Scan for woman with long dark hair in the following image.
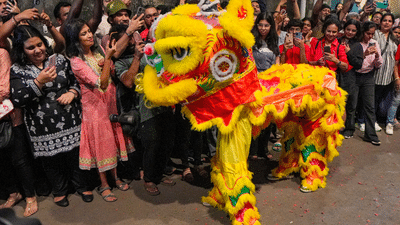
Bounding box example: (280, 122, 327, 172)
(10, 25, 93, 208)
(309, 18, 349, 73)
(252, 12, 280, 71)
(301, 17, 314, 46)
(249, 12, 280, 159)
(354, 21, 383, 145)
(337, 19, 364, 138)
(373, 13, 398, 132)
(64, 19, 134, 202)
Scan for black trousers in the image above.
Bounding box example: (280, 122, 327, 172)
(189, 130, 205, 166)
(40, 147, 89, 197)
(172, 105, 191, 169)
(250, 124, 272, 158)
(352, 72, 379, 141)
(341, 70, 357, 136)
(140, 111, 175, 184)
(0, 124, 36, 197)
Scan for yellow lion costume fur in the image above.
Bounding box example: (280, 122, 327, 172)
(137, 0, 346, 224)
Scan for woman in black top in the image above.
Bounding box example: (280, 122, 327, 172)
(337, 19, 364, 138)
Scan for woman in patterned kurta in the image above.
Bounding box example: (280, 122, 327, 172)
(65, 19, 134, 202)
(10, 25, 92, 207)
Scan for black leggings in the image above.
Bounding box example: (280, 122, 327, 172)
(0, 124, 36, 197)
(40, 147, 89, 197)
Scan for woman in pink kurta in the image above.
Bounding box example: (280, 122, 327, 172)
(65, 19, 133, 202)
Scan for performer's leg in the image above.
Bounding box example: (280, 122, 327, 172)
(270, 122, 301, 179)
(299, 146, 328, 192)
(202, 115, 260, 225)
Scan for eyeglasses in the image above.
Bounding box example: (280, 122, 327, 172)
(145, 13, 159, 19)
(257, 24, 270, 28)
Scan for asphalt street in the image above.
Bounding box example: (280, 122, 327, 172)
(3, 125, 400, 225)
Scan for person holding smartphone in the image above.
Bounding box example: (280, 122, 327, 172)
(337, 19, 365, 139)
(10, 25, 94, 209)
(309, 18, 348, 72)
(354, 21, 383, 145)
(278, 19, 310, 64)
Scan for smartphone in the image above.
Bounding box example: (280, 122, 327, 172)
(324, 46, 331, 53)
(33, 0, 44, 14)
(48, 55, 57, 68)
(294, 32, 303, 40)
(376, 0, 388, 9)
(136, 7, 145, 17)
(280, 5, 287, 15)
(285, 32, 293, 43)
(7, 0, 15, 5)
(368, 42, 376, 47)
(133, 31, 143, 43)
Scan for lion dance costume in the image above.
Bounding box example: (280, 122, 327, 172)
(137, 0, 346, 224)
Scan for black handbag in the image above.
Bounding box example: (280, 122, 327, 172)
(0, 119, 13, 150)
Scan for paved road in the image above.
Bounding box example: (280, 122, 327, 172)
(3, 127, 400, 225)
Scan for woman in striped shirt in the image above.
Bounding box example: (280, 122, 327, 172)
(373, 13, 398, 129)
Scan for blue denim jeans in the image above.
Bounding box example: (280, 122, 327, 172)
(387, 90, 400, 125)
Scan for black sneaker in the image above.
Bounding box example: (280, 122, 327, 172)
(371, 140, 381, 146)
(363, 138, 381, 146)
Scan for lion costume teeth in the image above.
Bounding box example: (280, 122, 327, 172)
(139, 0, 346, 224)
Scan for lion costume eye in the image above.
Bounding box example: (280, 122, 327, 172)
(171, 47, 190, 61)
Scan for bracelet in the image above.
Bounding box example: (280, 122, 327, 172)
(395, 77, 400, 81)
(35, 78, 45, 85)
(336, 61, 342, 67)
(304, 40, 310, 43)
(11, 16, 19, 26)
(68, 90, 78, 98)
(125, 31, 133, 37)
(47, 22, 53, 28)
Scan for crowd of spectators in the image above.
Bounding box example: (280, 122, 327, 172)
(0, 0, 399, 219)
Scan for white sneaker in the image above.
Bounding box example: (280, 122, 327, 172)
(356, 123, 365, 132)
(386, 123, 394, 135)
(375, 122, 382, 132)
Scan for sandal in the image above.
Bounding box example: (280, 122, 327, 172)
(300, 186, 313, 193)
(97, 186, 117, 202)
(0, 193, 22, 209)
(272, 142, 282, 152)
(182, 168, 194, 183)
(24, 197, 38, 217)
(116, 179, 129, 191)
(267, 173, 294, 181)
(144, 182, 160, 196)
(195, 165, 209, 178)
(160, 177, 176, 186)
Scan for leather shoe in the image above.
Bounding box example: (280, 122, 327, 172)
(54, 197, 69, 207)
(80, 193, 94, 203)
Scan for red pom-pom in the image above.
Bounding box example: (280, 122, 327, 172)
(144, 44, 154, 56)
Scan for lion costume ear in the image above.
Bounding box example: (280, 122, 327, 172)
(219, 0, 255, 49)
